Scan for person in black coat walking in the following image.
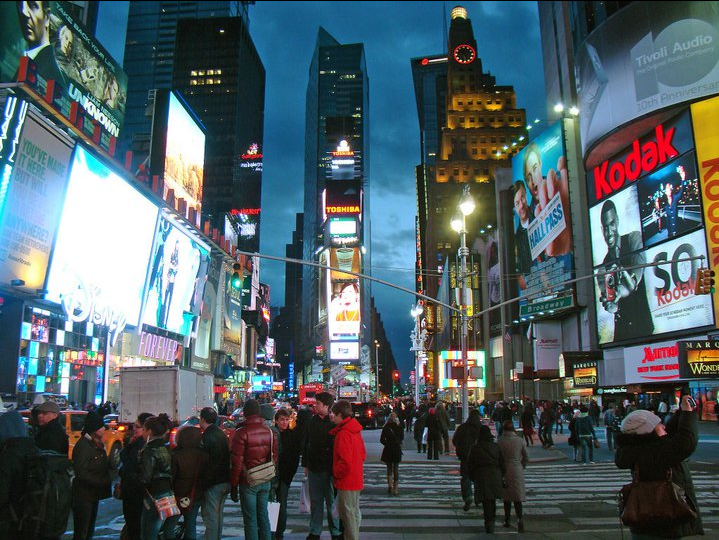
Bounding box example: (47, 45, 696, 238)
(413, 405, 427, 453)
(425, 408, 442, 460)
(468, 425, 505, 534)
(118, 412, 153, 540)
(380, 413, 404, 496)
(452, 409, 482, 511)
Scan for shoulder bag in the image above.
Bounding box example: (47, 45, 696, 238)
(245, 427, 277, 487)
(618, 468, 696, 528)
(145, 489, 181, 520)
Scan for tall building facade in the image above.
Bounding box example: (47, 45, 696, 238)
(173, 16, 266, 235)
(121, 1, 247, 165)
(301, 28, 370, 389)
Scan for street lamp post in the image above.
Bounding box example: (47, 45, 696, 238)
(451, 185, 475, 425)
(374, 340, 380, 399)
(410, 303, 424, 407)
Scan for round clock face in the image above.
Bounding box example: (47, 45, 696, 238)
(453, 44, 476, 64)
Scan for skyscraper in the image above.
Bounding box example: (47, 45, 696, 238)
(301, 28, 369, 383)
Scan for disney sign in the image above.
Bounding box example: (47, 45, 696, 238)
(61, 275, 127, 347)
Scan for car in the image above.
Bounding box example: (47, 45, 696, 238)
(21, 409, 125, 462)
(350, 402, 386, 429)
(169, 415, 238, 448)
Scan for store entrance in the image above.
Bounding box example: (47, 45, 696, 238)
(69, 379, 89, 407)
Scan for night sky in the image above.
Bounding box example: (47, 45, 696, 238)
(97, 1, 547, 384)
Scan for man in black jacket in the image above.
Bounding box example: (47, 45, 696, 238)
(33, 401, 69, 455)
(302, 392, 342, 540)
(452, 409, 483, 511)
(199, 407, 230, 540)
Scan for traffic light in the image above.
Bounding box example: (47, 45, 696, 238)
(695, 268, 716, 295)
(231, 263, 242, 290)
(392, 370, 400, 382)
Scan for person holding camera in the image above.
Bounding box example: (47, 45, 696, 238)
(598, 200, 653, 342)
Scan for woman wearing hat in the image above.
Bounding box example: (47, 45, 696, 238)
(72, 411, 112, 540)
(615, 396, 703, 539)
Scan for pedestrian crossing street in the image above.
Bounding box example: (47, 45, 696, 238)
(101, 460, 718, 538)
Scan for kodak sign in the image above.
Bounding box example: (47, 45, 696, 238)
(691, 96, 719, 325)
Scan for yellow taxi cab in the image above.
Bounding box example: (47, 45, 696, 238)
(21, 409, 125, 462)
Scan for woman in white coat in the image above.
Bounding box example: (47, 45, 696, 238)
(497, 419, 529, 532)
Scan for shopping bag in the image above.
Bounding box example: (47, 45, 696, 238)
(331, 495, 340, 520)
(298, 480, 310, 514)
(421, 427, 428, 445)
(268, 501, 281, 532)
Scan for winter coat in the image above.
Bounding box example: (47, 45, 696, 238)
(329, 416, 366, 491)
(568, 418, 579, 446)
(200, 423, 230, 487)
(468, 438, 504, 501)
(425, 412, 442, 440)
(230, 415, 278, 487)
(380, 421, 404, 464)
(615, 411, 703, 538)
(520, 410, 535, 435)
(34, 418, 69, 455)
(72, 433, 112, 502)
(413, 411, 427, 444)
(277, 426, 302, 485)
(172, 427, 209, 513)
(575, 413, 596, 439)
(452, 418, 482, 461)
(0, 436, 36, 536)
(139, 437, 173, 498)
(301, 413, 335, 473)
(119, 435, 146, 499)
(435, 403, 451, 432)
(498, 432, 528, 502)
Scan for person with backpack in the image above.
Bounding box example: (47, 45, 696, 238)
(452, 408, 482, 511)
(119, 412, 153, 540)
(72, 411, 112, 540)
(33, 401, 69, 455)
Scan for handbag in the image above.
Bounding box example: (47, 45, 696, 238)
(245, 427, 277, 487)
(619, 469, 696, 528)
(145, 489, 182, 520)
(593, 438, 600, 449)
(178, 462, 201, 515)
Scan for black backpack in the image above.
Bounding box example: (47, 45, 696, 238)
(13, 449, 74, 540)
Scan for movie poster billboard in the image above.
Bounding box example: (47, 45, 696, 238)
(575, 1, 719, 155)
(0, 2, 128, 154)
(588, 109, 714, 345)
(484, 232, 502, 337)
(328, 279, 361, 341)
(141, 215, 211, 336)
(511, 122, 575, 318)
(46, 145, 158, 339)
(191, 255, 223, 371)
(678, 340, 719, 380)
(0, 104, 73, 290)
(223, 259, 243, 346)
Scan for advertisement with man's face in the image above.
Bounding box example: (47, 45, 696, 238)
(223, 260, 243, 345)
(588, 111, 714, 345)
(0, 2, 128, 153)
(0, 105, 73, 290)
(46, 145, 158, 333)
(163, 92, 204, 222)
(328, 280, 361, 341)
(141, 216, 210, 336)
(575, 1, 719, 156)
(511, 123, 574, 318)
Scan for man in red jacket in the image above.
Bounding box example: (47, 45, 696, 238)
(329, 400, 366, 540)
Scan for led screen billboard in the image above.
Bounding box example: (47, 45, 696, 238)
(330, 341, 360, 362)
(510, 122, 575, 318)
(0, 2, 128, 154)
(223, 260, 243, 346)
(329, 247, 360, 280)
(587, 110, 714, 345)
(46, 145, 158, 339)
(439, 350, 486, 389)
(328, 280, 361, 341)
(575, 2, 719, 158)
(141, 215, 210, 336)
(0, 100, 73, 290)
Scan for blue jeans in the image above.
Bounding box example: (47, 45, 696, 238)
(307, 470, 341, 537)
(140, 495, 180, 540)
(201, 482, 230, 540)
(182, 499, 202, 540)
(239, 481, 272, 540)
(460, 472, 475, 505)
(606, 428, 615, 450)
(579, 437, 594, 464)
(276, 481, 291, 537)
(494, 421, 503, 437)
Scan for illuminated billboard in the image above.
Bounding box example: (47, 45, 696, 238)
(328, 280, 361, 341)
(0, 2, 128, 155)
(510, 122, 575, 318)
(324, 179, 362, 219)
(150, 91, 205, 227)
(330, 341, 360, 362)
(575, 1, 719, 157)
(141, 215, 211, 336)
(0, 99, 73, 290)
(678, 340, 719, 380)
(439, 350, 486, 389)
(46, 145, 158, 341)
(329, 247, 360, 280)
(233, 143, 263, 253)
(587, 110, 714, 345)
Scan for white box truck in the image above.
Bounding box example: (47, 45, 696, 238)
(119, 366, 214, 423)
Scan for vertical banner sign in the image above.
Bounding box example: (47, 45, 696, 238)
(691, 96, 719, 326)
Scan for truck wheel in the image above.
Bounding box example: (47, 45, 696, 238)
(109, 443, 121, 467)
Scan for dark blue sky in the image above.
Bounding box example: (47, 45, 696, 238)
(97, 1, 547, 383)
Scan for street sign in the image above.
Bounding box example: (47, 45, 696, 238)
(519, 294, 573, 317)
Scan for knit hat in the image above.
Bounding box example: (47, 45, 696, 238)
(621, 409, 661, 435)
(243, 399, 260, 417)
(260, 403, 275, 421)
(37, 401, 60, 414)
(83, 411, 105, 434)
